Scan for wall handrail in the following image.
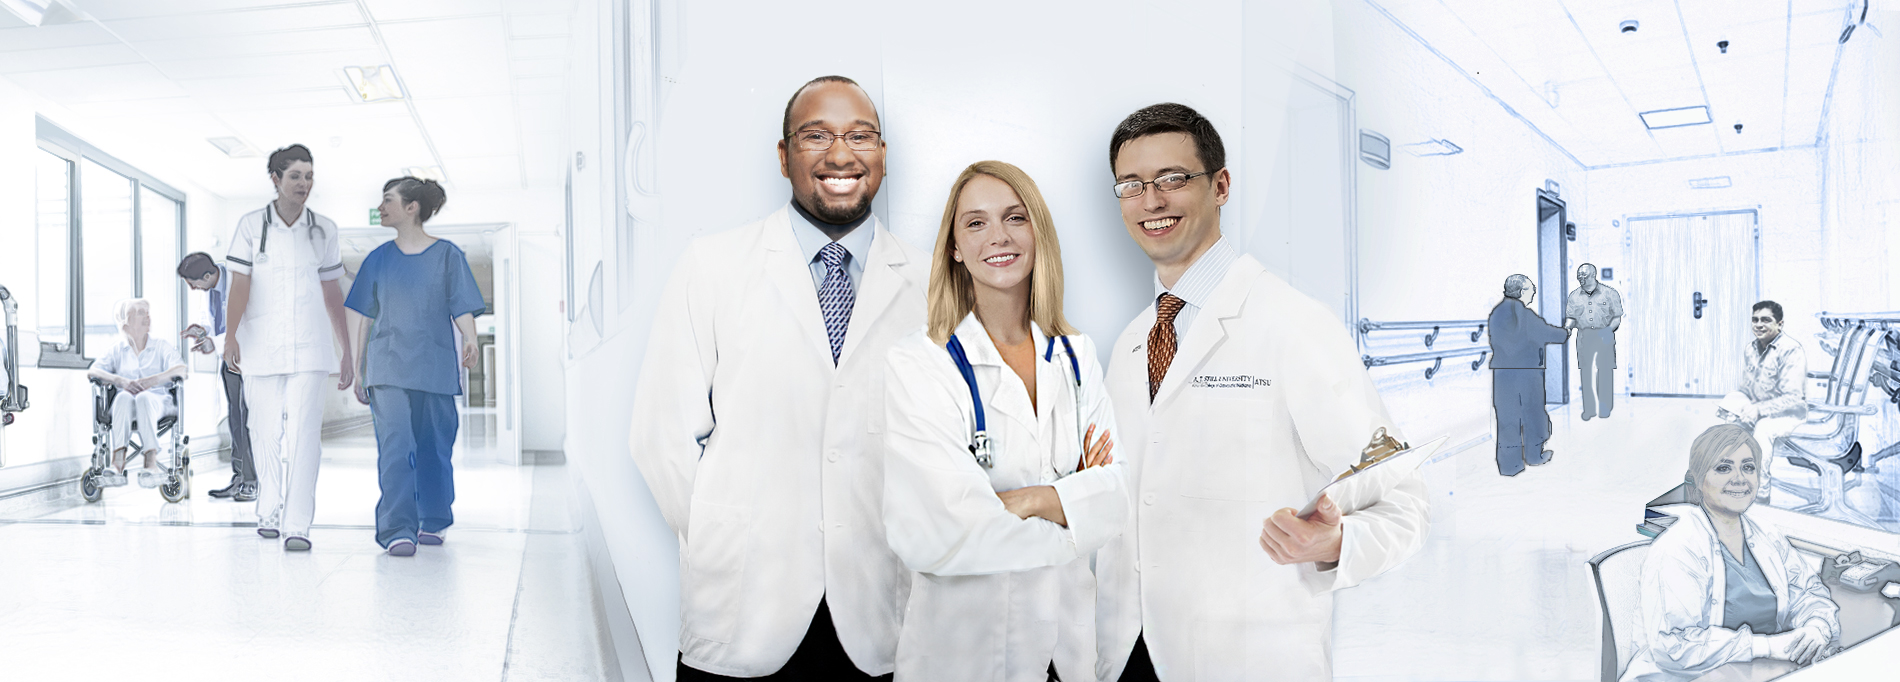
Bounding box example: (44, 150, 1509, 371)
(1358, 318, 1487, 348)
(1362, 346, 1489, 380)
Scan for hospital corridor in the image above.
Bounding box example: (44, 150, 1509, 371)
(2, 0, 1898, 681)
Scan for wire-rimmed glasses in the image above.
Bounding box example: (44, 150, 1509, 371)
(1112, 170, 1213, 199)
(789, 129, 883, 152)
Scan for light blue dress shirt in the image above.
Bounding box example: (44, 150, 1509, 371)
(789, 204, 873, 294)
(1151, 236, 1240, 338)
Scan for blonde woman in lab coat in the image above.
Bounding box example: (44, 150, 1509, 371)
(1622, 423, 1840, 680)
(883, 160, 1127, 682)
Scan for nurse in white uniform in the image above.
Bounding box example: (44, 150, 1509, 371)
(223, 144, 355, 551)
(883, 160, 1126, 682)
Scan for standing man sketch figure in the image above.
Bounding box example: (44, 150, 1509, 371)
(178, 252, 257, 502)
(629, 76, 927, 680)
(1092, 103, 1430, 682)
(1488, 274, 1571, 477)
(1718, 300, 1808, 504)
(1564, 263, 1622, 421)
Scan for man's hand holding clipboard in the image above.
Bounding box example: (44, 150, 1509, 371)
(1259, 431, 1447, 566)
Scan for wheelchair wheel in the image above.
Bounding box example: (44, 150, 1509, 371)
(159, 471, 188, 504)
(80, 468, 103, 503)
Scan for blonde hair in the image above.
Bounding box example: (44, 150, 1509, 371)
(1683, 423, 1763, 507)
(926, 161, 1075, 344)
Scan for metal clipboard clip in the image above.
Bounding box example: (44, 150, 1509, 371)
(1336, 426, 1410, 482)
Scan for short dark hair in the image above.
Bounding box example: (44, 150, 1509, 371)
(1109, 103, 1227, 176)
(267, 144, 313, 178)
(781, 75, 873, 139)
(1753, 300, 1784, 323)
(383, 177, 449, 223)
(176, 252, 217, 280)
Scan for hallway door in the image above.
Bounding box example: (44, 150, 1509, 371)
(1538, 190, 1569, 404)
(1626, 211, 1759, 397)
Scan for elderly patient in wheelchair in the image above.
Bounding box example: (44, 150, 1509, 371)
(85, 299, 186, 489)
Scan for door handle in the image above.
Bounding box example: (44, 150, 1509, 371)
(1693, 292, 1708, 319)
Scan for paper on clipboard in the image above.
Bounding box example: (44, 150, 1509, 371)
(1296, 435, 1448, 518)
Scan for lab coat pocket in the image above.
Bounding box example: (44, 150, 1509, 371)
(681, 500, 752, 644)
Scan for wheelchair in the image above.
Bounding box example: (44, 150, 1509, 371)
(80, 376, 191, 503)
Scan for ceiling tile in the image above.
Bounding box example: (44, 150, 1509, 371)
(441, 154, 520, 189)
(513, 75, 562, 94)
(515, 95, 562, 131)
(156, 47, 385, 80)
(127, 26, 379, 61)
(0, 42, 144, 73)
(4, 63, 191, 104)
(414, 95, 518, 157)
(506, 12, 566, 38)
(363, 0, 501, 22)
(65, 0, 342, 21)
(509, 57, 564, 77)
(100, 3, 367, 42)
(0, 21, 119, 51)
(507, 36, 566, 60)
(378, 16, 511, 97)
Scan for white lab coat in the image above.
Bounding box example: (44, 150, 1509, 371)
(628, 205, 927, 677)
(224, 204, 344, 376)
(1621, 508, 1840, 681)
(1094, 255, 1430, 682)
(882, 315, 1127, 682)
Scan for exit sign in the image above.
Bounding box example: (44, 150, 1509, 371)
(368, 208, 380, 224)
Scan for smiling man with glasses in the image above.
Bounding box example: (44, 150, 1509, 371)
(1092, 103, 1430, 681)
(630, 75, 926, 681)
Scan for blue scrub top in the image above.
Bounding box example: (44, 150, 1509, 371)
(344, 239, 486, 395)
(1720, 539, 1781, 635)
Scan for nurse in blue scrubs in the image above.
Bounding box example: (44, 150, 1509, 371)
(344, 177, 485, 557)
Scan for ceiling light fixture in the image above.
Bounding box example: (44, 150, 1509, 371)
(403, 166, 445, 182)
(343, 65, 405, 103)
(1639, 106, 1711, 129)
(206, 136, 260, 158)
(0, 0, 49, 26)
(1401, 139, 1464, 156)
(1688, 176, 1732, 189)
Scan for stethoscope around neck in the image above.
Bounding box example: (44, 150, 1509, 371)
(255, 203, 321, 264)
(944, 333, 1083, 469)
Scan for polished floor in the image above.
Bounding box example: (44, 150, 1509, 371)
(0, 412, 616, 681)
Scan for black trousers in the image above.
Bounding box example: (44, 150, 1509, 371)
(677, 598, 891, 681)
(221, 361, 256, 483)
(1117, 633, 1160, 682)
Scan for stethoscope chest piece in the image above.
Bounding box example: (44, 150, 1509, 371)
(969, 432, 993, 468)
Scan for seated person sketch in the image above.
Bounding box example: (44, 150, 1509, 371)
(1717, 301, 1808, 504)
(1623, 424, 1840, 681)
(85, 299, 187, 488)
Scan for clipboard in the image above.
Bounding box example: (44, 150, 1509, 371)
(1296, 431, 1448, 519)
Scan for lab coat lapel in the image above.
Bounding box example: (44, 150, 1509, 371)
(760, 207, 835, 365)
(956, 314, 1036, 432)
(838, 218, 911, 367)
(1745, 516, 1792, 623)
(1151, 256, 1263, 410)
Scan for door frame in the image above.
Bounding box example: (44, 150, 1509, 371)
(1537, 188, 1569, 405)
(1623, 207, 1761, 398)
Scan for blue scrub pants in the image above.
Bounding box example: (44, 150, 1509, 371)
(370, 386, 458, 548)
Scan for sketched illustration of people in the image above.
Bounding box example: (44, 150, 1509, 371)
(1488, 274, 1571, 476)
(1565, 263, 1622, 420)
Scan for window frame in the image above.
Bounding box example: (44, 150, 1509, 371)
(35, 116, 188, 368)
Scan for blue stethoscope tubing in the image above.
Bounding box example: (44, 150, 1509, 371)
(944, 333, 1085, 469)
(255, 204, 321, 263)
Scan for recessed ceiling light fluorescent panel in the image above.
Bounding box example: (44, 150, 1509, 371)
(343, 65, 406, 103)
(207, 137, 260, 158)
(0, 0, 49, 26)
(1402, 139, 1463, 156)
(1640, 106, 1712, 129)
(1687, 176, 1732, 189)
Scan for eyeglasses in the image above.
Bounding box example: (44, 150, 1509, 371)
(1112, 170, 1213, 199)
(789, 129, 883, 152)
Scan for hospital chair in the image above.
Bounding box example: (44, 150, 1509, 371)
(1588, 539, 1652, 682)
(81, 376, 190, 503)
(1774, 324, 1882, 527)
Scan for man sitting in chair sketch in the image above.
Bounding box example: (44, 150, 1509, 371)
(1718, 300, 1807, 504)
(85, 299, 187, 489)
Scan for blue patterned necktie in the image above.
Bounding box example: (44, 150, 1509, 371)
(817, 242, 855, 364)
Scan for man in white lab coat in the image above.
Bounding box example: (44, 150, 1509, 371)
(1093, 103, 1432, 681)
(224, 144, 355, 552)
(629, 76, 927, 680)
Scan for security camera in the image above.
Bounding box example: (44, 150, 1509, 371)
(1718, 40, 1729, 53)
(1735, 123, 1744, 134)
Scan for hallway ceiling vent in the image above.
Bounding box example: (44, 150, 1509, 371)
(1639, 106, 1711, 130)
(1359, 130, 1391, 169)
(1402, 139, 1464, 156)
(1687, 176, 1732, 189)
(206, 137, 259, 158)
